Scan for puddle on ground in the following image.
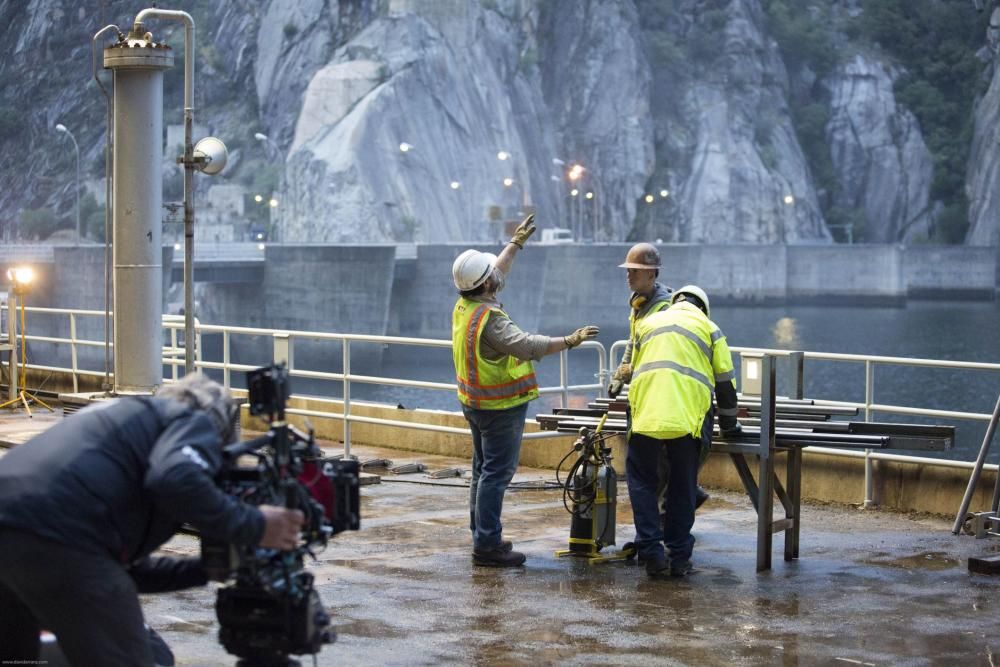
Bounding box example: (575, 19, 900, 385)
(861, 550, 960, 571)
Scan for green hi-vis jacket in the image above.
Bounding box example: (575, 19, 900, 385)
(452, 297, 539, 410)
(629, 301, 737, 440)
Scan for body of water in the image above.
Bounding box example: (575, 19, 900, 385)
(360, 302, 1000, 463)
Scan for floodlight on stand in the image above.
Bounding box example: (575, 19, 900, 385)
(193, 137, 228, 176)
(7, 266, 34, 295)
(1, 264, 52, 415)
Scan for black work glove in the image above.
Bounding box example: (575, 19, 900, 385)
(720, 422, 743, 438)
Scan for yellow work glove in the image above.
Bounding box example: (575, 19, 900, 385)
(509, 213, 536, 249)
(564, 325, 599, 349)
(608, 363, 631, 398)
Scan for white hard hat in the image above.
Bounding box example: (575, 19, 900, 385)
(452, 249, 498, 291)
(672, 284, 710, 318)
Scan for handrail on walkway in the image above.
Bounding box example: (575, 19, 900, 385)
(10, 306, 1000, 504)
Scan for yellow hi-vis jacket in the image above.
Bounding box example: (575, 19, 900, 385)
(629, 301, 737, 440)
(452, 297, 539, 410)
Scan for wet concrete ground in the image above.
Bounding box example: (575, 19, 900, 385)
(4, 412, 1000, 665)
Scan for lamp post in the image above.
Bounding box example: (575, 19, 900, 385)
(55, 124, 81, 242)
(254, 132, 282, 241)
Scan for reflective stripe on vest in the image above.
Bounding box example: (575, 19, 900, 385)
(628, 303, 734, 440)
(452, 298, 538, 409)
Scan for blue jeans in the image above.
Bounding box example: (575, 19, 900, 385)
(462, 402, 528, 550)
(627, 432, 701, 563)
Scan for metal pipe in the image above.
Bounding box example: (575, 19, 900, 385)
(952, 393, 1000, 534)
(92, 24, 121, 393)
(104, 25, 173, 392)
(134, 9, 197, 374)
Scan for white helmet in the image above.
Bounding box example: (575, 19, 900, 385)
(672, 284, 710, 318)
(452, 249, 498, 291)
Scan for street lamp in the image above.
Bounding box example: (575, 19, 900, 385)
(254, 133, 283, 241)
(55, 123, 81, 242)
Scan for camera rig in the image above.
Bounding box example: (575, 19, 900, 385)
(201, 364, 360, 666)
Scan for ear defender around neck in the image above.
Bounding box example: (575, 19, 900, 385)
(630, 293, 647, 310)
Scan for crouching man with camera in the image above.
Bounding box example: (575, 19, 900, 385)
(0, 373, 304, 666)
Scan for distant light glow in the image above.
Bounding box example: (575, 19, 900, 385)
(399, 142, 412, 153)
(570, 188, 579, 197)
(7, 266, 34, 287)
(503, 177, 514, 187)
(497, 151, 510, 161)
(783, 194, 795, 205)
(568, 164, 584, 181)
(645, 194, 654, 204)
(254, 194, 263, 203)
(256, 233, 264, 240)
(173, 243, 181, 251)
(585, 191, 594, 200)
(450, 181, 461, 190)
(269, 198, 279, 208)
(660, 189, 669, 198)
(257, 243, 266, 250)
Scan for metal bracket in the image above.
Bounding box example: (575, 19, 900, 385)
(389, 462, 427, 475)
(427, 467, 466, 479)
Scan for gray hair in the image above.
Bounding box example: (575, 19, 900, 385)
(157, 372, 237, 442)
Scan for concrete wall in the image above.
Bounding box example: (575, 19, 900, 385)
(786, 245, 904, 303)
(903, 245, 997, 298)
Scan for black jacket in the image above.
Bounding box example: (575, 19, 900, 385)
(0, 396, 263, 564)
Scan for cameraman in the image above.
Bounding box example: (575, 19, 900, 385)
(0, 373, 305, 666)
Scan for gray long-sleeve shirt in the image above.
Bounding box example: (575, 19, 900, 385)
(466, 294, 553, 362)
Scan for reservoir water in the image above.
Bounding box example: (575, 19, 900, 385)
(356, 301, 1000, 463)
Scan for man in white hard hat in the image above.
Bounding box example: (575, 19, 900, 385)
(452, 214, 599, 567)
(625, 285, 741, 578)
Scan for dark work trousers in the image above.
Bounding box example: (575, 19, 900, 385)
(463, 401, 529, 550)
(656, 406, 713, 515)
(627, 432, 702, 564)
(0, 528, 155, 667)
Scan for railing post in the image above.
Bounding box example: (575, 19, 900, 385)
(560, 348, 569, 408)
(343, 338, 353, 459)
(272, 333, 291, 367)
(863, 360, 875, 508)
(756, 353, 776, 572)
(222, 331, 230, 389)
(788, 351, 804, 400)
(171, 327, 179, 381)
(69, 313, 79, 393)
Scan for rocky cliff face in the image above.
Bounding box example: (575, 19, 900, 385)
(654, 0, 830, 243)
(0, 0, 992, 249)
(824, 54, 933, 243)
(967, 8, 1000, 246)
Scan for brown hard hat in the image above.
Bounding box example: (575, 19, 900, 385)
(618, 242, 661, 269)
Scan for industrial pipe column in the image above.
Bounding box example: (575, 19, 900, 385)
(104, 32, 173, 392)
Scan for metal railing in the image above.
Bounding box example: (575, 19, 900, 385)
(11, 307, 606, 459)
(612, 339, 1000, 505)
(13, 306, 1000, 503)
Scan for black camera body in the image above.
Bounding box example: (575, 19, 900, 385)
(202, 364, 360, 665)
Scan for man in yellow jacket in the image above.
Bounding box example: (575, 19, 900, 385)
(452, 215, 599, 567)
(626, 285, 741, 578)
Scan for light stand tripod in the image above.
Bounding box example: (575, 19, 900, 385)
(0, 268, 52, 417)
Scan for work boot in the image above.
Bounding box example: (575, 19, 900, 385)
(644, 552, 670, 580)
(473, 544, 526, 567)
(669, 559, 694, 577)
(696, 486, 710, 510)
(498, 539, 513, 553)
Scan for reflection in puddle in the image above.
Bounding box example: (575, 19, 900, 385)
(861, 550, 960, 571)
